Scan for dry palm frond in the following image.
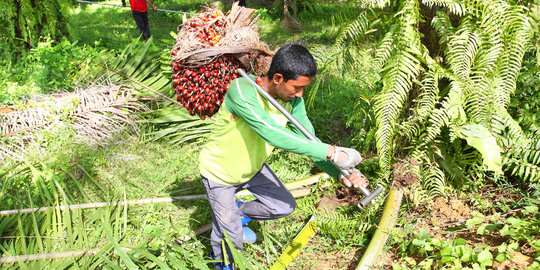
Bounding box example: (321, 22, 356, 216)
(0, 83, 148, 160)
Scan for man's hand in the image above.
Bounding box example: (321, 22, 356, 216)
(341, 169, 368, 188)
(152, 5, 157, 11)
(327, 146, 362, 170)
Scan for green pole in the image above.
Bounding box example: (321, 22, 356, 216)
(356, 186, 403, 269)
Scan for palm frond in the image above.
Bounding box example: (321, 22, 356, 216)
(141, 106, 211, 144)
(0, 84, 147, 160)
(86, 38, 172, 98)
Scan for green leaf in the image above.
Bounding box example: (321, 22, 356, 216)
(522, 205, 538, 215)
(453, 238, 467, 246)
(412, 239, 426, 247)
(458, 246, 473, 262)
(103, 227, 137, 270)
(495, 253, 507, 262)
(431, 238, 444, 248)
(457, 124, 503, 173)
(466, 217, 484, 229)
(440, 246, 453, 256)
(404, 256, 416, 266)
(477, 249, 493, 264)
(440, 255, 456, 263)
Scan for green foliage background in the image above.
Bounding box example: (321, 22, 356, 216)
(0, 0, 538, 269)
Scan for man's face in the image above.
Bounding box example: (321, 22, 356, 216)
(272, 74, 312, 102)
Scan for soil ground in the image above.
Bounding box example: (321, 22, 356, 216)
(290, 185, 536, 269)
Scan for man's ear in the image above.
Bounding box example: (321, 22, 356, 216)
(272, 73, 284, 85)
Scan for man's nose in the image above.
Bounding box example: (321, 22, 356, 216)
(295, 89, 304, 98)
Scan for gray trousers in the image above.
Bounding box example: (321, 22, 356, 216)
(201, 164, 296, 261)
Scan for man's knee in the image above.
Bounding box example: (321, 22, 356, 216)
(273, 198, 296, 218)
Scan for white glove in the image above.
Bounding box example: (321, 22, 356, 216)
(330, 146, 362, 170)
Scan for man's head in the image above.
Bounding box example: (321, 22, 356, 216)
(266, 43, 317, 102)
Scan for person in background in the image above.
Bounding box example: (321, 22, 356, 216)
(122, 0, 157, 40)
(235, 0, 246, 7)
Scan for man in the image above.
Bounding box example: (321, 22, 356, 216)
(122, 0, 157, 40)
(199, 43, 368, 270)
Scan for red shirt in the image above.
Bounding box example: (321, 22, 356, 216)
(129, 0, 148, 12)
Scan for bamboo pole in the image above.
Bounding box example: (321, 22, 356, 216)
(0, 173, 329, 216)
(356, 186, 403, 270)
(0, 248, 131, 263)
(0, 179, 327, 263)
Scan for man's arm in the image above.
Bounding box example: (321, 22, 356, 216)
(289, 98, 367, 188)
(289, 97, 340, 179)
(145, 0, 157, 10)
(225, 78, 331, 164)
(226, 78, 367, 187)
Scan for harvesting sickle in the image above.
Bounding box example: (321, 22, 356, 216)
(237, 68, 384, 208)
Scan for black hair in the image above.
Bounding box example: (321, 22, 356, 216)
(267, 43, 317, 81)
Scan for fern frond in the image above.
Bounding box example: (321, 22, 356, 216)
(373, 0, 424, 174)
(336, 12, 370, 46)
(399, 70, 441, 140)
(446, 18, 479, 80)
(471, 29, 502, 78)
(503, 157, 540, 182)
(421, 165, 447, 196)
(419, 96, 451, 146)
(464, 76, 491, 123)
(314, 211, 372, 240)
(496, 110, 528, 143)
(373, 25, 397, 72)
(358, 0, 391, 9)
(493, 28, 530, 110)
(431, 11, 456, 47)
(415, 70, 441, 119)
(422, 0, 465, 16)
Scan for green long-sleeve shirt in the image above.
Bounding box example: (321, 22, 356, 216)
(198, 77, 339, 186)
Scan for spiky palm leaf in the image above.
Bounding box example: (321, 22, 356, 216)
(86, 38, 213, 145)
(0, 84, 147, 160)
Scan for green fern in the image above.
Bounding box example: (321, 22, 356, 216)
(314, 210, 372, 241)
(0, 0, 71, 48)
(320, 0, 537, 193)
